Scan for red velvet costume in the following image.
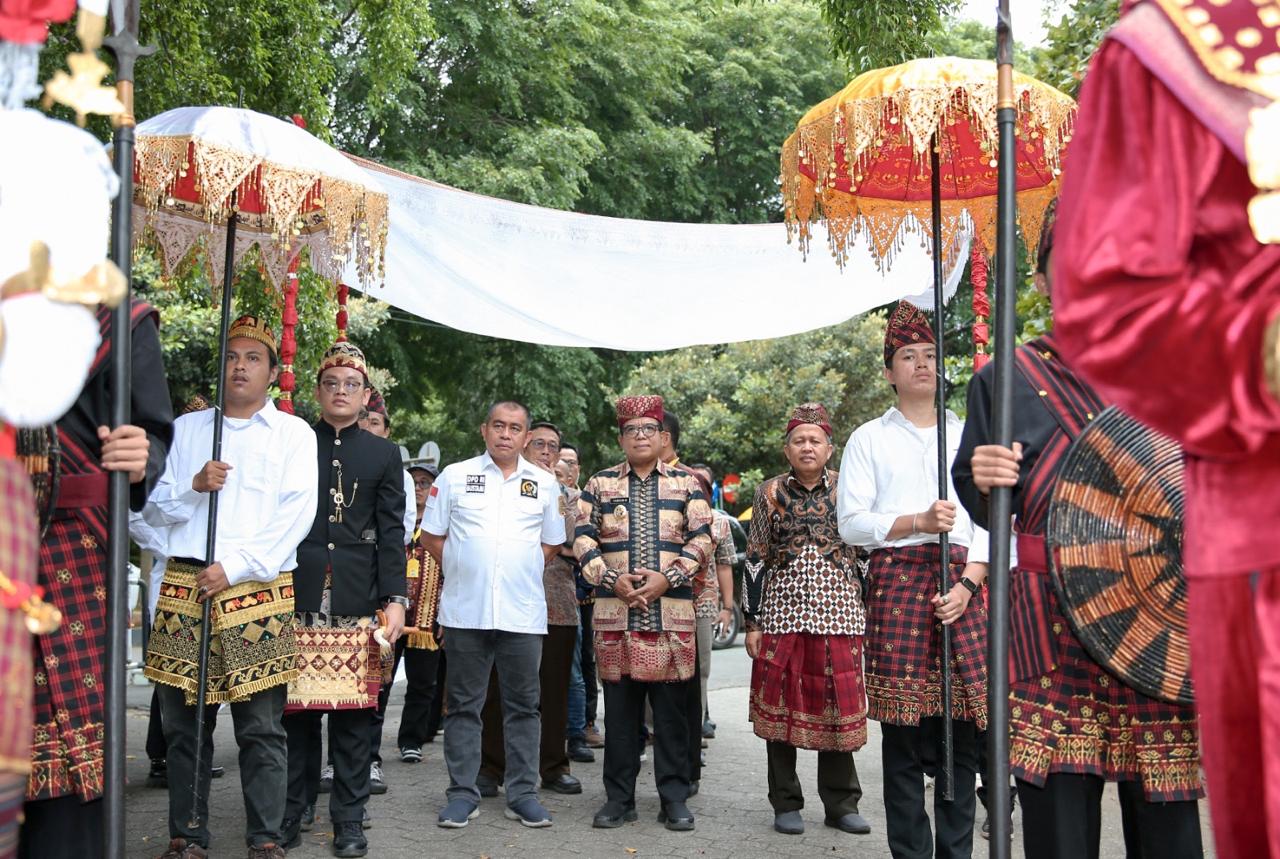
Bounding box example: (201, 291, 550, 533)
(1053, 2, 1280, 856)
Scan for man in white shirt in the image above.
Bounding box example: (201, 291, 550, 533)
(422, 400, 565, 830)
(142, 315, 318, 859)
(836, 301, 989, 859)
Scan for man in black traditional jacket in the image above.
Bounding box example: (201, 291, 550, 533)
(282, 341, 406, 859)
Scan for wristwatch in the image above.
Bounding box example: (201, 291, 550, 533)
(384, 595, 411, 609)
(958, 577, 981, 597)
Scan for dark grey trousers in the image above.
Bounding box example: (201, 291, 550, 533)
(158, 682, 287, 848)
(442, 627, 543, 806)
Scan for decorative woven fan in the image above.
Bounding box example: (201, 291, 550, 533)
(1046, 406, 1192, 705)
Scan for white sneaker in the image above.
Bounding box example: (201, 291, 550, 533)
(319, 764, 334, 793)
(370, 761, 388, 794)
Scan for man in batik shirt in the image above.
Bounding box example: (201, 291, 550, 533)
(744, 403, 870, 838)
(574, 395, 713, 832)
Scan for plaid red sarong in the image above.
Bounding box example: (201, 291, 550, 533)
(865, 543, 987, 729)
(749, 632, 867, 752)
(28, 515, 106, 801)
(1009, 570, 1203, 802)
(0, 462, 37, 779)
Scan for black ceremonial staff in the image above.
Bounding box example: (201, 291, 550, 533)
(102, 0, 155, 856)
(986, 1, 1018, 855)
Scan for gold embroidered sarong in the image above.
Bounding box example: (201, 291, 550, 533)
(144, 560, 299, 705)
(286, 620, 385, 711)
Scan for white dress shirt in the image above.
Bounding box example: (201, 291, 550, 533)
(129, 510, 168, 623)
(837, 406, 989, 563)
(401, 469, 416, 545)
(144, 399, 319, 586)
(422, 451, 565, 634)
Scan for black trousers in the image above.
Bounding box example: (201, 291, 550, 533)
(368, 640, 443, 760)
(18, 795, 103, 858)
(580, 603, 598, 725)
(425, 650, 447, 740)
(147, 686, 167, 761)
(1016, 774, 1203, 859)
(683, 641, 703, 784)
(602, 676, 692, 807)
(285, 707, 372, 826)
(766, 740, 863, 816)
(881, 718, 980, 859)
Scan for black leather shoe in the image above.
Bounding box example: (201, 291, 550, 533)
(332, 821, 368, 858)
(279, 816, 301, 850)
(824, 811, 872, 834)
(658, 802, 695, 831)
(567, 737, 595, 763)
(301, 804, 315, 831)
(592, 801, 638, 828)
(542, 773, 582, 794)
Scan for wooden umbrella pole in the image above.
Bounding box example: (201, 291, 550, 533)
(189, 194, 238, 829)
(929, 133, 955, 802)
(988, 2, 1018, 854)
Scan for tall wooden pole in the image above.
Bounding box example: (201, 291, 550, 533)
(988, 2, 1017, 855)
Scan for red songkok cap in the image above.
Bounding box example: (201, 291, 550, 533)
(616, 394, 664, 429)
(785, 402, 832, 438)
(883, 300, 935, 367)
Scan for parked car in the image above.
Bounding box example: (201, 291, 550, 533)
(712, 514, 748, 649)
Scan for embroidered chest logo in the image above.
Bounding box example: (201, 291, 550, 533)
(520, 479, 539, 499)
(465, 475, 486, 494)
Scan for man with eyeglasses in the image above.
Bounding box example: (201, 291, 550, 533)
(477, 421, 584, 797)
(281, 342, 407, 858)
(422, 401, 565, 830)
(574, 396, 714, 832)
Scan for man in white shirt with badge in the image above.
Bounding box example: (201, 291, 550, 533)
(143, 315, 318, 859)
(422, 400, 565, 831)
(836, 301, 989, 859)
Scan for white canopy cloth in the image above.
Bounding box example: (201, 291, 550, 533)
(344, 158, 969, 351)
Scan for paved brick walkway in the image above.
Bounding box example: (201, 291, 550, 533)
(123, 644, 1215, 858)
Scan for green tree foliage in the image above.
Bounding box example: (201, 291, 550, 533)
(1034, 0, 1120, 98)
(620, 314, 894, 493)
(818, 0, 961, 71)
(41, 1, 434, 142)
(360, 0, 845, 223)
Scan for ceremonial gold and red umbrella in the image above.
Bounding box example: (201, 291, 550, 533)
(127, 105, 389, 830)
(780, 56, 1076, 804)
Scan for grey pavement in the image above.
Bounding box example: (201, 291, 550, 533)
(123, 640, 1216, 858)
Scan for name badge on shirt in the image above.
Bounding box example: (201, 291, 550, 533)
(608, 497, 629, 520)
(520, 479, 539, 499)
(466, 475, 486, 493)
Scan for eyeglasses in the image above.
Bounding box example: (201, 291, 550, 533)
(529, 439, 561, 452)
(321, 379, 364, 394)
(621, 423, 661, 439)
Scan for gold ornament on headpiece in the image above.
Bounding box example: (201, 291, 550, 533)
(40, 8, 124, 127)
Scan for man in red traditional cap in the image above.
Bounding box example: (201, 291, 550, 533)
(954, 206, 1204, 858)
(744, 403, 871, 838)
(1049, 3, 1280, 857)
(837, 302, 990, 859)
(574, 395, 714, 832)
